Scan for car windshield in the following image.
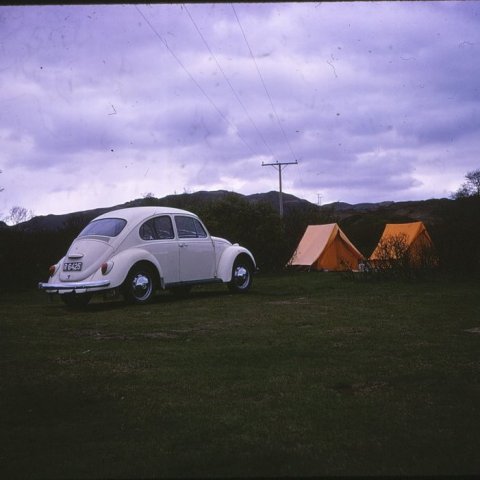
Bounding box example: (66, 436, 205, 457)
(78, 218, 127, 238)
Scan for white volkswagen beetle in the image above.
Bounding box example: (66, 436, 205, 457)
(39, 206, 256, 307)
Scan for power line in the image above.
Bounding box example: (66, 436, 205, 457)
(231, 3, 298, 163)
(134, 5, 257, 157)
(182, 4, 275, 159)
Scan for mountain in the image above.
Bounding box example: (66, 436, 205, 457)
(326, 198, 451, 224)
(247, 191, 313, 209)
(327, 201, 395, 212)
(7, 190, 452, 233)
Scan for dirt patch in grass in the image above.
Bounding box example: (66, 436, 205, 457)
(325, 326, 370, 335)
(266, 297, 310, 305)
(464, 327, 480, 334)
(64, 328, 179, 341)
(332, 381, 389, 396)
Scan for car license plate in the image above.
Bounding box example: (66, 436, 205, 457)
(63, 261, 83, 272)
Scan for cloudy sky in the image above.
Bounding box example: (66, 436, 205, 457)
(1, 2, 480, 217)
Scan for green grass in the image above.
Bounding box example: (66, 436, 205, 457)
(1, 272, 480, 478)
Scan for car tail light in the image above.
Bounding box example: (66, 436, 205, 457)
(48, 265, 57, 277)
(101, 261, 113, 275)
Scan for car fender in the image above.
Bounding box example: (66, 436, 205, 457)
(216, 246, 256, 282)
(101, 247, 165, 289)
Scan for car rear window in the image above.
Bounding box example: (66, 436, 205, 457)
(78, 218, 127, 238)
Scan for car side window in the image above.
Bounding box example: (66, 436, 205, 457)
(153, 216, 174, 239)
(175, 216, 208, 239)
(140, 216, 174, 240)
(193, 218, 208, 238)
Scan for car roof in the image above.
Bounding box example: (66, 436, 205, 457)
(94, 206, 197, 224)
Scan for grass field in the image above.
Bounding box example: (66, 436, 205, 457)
(1, 272, 480, 478)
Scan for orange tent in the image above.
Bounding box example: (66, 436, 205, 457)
(287, 223, 364, 271)
(369, 221, 435, 265)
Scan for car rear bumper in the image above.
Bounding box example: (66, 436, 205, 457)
(38, 280, 111, 293)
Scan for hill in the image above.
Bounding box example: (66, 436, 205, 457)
(7, 190, 452, 234)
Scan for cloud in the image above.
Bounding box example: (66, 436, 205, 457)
(1, 2, 480, 215)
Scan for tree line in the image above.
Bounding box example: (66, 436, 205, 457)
(0, 190, 479, 292)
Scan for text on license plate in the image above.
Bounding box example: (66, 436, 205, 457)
(63, 262, 83, 272)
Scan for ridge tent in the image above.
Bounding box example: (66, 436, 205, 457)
(369, 221, 435, 266)
(287, 223, 364, 271)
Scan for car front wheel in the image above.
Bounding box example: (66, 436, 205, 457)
(123, 265, 156, 304)
(228, 257, 253, 293)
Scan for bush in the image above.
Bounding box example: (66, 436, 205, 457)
(361, 233, 438, 281)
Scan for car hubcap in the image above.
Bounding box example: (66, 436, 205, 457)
(132, 273, 152, 300)
(233, 266, 249, 289)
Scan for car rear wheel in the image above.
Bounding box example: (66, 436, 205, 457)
(228, 257, 253, 293)
(61, 292, 93, 309)
(123, 265, 156, 304)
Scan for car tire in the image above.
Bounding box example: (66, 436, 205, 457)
(123, 264, 156, 304)
(61, 292, 93, 309)
(228, 257, 253, 293)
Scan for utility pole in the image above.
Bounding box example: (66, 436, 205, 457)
(262, 160, 298, 217)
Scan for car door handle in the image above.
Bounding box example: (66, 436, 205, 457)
(179, 243, 188, 247)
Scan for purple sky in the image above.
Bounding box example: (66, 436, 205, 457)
(1, 2, 480, 216)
